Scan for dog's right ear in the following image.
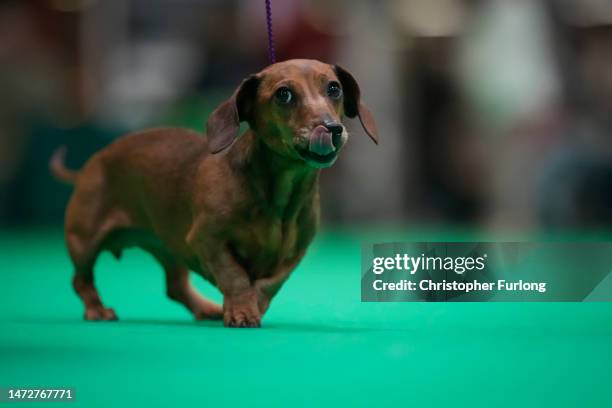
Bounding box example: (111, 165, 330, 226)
(206, 75, 259, 154)
(334, 65, 379, 144)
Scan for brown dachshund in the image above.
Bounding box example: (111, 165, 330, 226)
(50, 59, 378, 327)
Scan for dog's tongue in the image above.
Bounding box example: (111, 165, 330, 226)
(309, 125, 335, 156)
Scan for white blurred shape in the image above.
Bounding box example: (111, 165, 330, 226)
(99, 41, 203, 128)
(459, 0, 560, 131)
(393, 0, 466, 38)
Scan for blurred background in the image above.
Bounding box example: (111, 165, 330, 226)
(2, 0, 612, 232)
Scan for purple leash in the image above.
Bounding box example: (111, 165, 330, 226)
(265, 0, 276, 64)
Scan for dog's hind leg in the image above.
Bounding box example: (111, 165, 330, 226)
(66, 204, 128, 321)
(153, 251, 222, 320)
(63, 158, 124, 321)
(67, 230, 118, 321)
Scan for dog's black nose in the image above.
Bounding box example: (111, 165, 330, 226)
(324, 121, 343, 136)
(323, 121, 343, 147)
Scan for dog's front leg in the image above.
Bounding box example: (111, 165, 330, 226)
(212, 253, 261, 328)
(192, 238, 261, 328)
(222, 286, 261, 328)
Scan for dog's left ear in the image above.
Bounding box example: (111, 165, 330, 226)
(206, 75, 260, 154)
(334, 65, 379, 144)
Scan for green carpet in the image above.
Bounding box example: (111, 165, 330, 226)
(1, 228, 611, 407)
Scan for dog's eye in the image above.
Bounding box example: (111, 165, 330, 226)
(327, 82, 342, 100)
(275, 87, 293, 105)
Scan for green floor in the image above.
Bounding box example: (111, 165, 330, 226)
(1, 228, 612, 407)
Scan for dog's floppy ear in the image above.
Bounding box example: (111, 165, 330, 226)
(206, 75, 259, 154)
(334, 65, 379, 144)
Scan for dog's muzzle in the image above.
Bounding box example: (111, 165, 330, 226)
(309, 125, 334, 156)
(301, 121, 344, 167)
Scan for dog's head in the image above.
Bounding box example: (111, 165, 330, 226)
(206, 59, 378, 168)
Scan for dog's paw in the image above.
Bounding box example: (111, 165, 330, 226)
(84, 306, 117, 321)
(223, 290, 262, 328)
(223, 305, 261, 328)
(225, 312, 261, 328)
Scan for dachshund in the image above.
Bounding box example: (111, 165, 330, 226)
(50, 59, 378, 327)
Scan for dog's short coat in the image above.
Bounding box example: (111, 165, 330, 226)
(50, 59, 378, 327)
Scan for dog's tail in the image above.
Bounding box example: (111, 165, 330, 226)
(49, 146, 78, 185)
